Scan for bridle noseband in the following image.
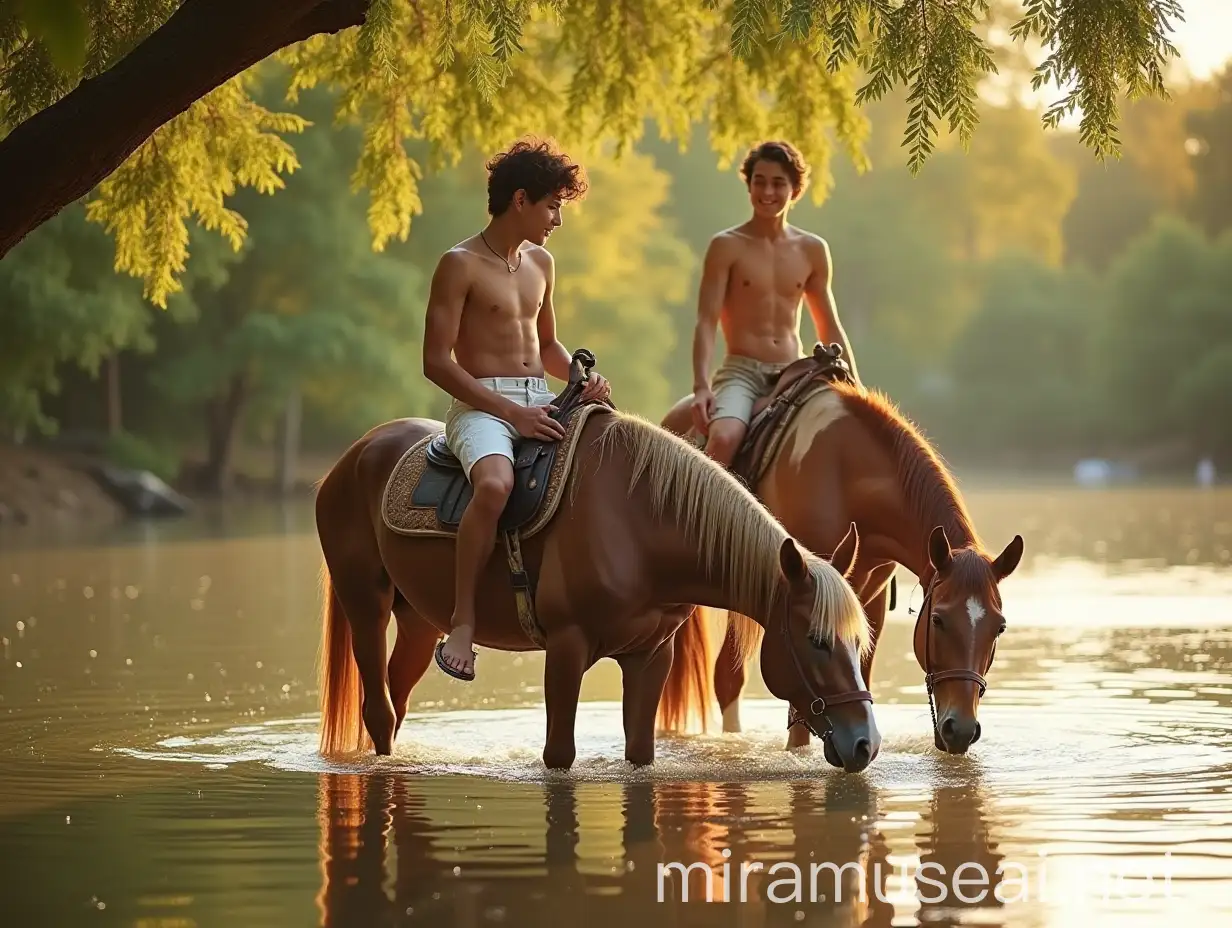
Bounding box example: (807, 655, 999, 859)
(781, 598, 874, 742)
(914, 571, 995, 737)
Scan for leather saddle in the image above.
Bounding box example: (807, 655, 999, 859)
(723, 341, 897, 613)
(409, 349, 605, 532)
(729, 341, 856, 490)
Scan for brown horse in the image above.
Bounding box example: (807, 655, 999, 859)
(314, 405, 882, 771)
(659, 377, 1023, 754)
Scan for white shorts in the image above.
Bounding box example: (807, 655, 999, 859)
(444, 375, 558, 479)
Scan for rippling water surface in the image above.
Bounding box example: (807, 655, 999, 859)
(2, 487, 1231, 926)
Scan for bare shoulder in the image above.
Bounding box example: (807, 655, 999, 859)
(524, 241, 555, 272)
(434, 241, 480, 280)
(706, 227, 746, 259)
(790, 226, 831, 256)
(791, 229, 832, 277)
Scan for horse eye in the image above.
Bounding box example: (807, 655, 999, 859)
(998, 622, 1007, 635)
(930, 613, 943, 627)
(808, 633, 832, 652)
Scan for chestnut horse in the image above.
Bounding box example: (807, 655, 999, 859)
(659, 378, 1023, 754)
(314, 406, 881, 771)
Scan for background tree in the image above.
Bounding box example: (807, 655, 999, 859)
(0, 204, 150, 438)
(1095, 217, 1232, 452)
(0, 0, 1190, 306)
(1186, 64, 1232, 237)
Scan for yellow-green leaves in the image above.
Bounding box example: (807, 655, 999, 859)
(1012, 0, 1184, 159)
(85, 76, 307, 308)
(0, 0, 1187, 305)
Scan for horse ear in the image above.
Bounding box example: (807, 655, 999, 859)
(829, 522, 859, 578)
(991, 534, 1024, 580)
(779, 537, 810, 587)
(928, 525, 953, 574)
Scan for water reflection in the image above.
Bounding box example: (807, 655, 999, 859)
(5, 488, 1232, 926)
(312, 770, 1020, 927)
(912, 768, 1005, 928)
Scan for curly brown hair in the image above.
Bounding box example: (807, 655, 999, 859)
(740, 140, 810, 201)
(485, 137, 588, 216)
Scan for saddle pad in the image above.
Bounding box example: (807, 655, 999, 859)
(734, 380, 845, 492)
(380, 403, 609, 538)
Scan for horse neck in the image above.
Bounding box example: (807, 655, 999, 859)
(900, 491, 978, 585)
(595, 413, 787, 630)
(860, 440, 979, 583)
(651, 500, 786, 630)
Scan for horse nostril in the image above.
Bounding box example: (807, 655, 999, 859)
(941, 716, 956, 739)
(971, 721, 982, 744)
(853, 737, 871, 764)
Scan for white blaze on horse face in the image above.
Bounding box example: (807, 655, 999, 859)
(787, 390, 847, 467)
(966, 596, 986, 627)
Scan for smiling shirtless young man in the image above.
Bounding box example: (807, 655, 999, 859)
(422, 138, 610, 682)
(691, 140, 861, 465)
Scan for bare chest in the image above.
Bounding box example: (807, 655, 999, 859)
(465, 262, 547, 322)
(728, 243, 813, 302)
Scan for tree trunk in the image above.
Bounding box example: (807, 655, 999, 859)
(202, 372, 250, 496)
(105, 353, 122, 436)
(275, 386, 302, 496)
(0, 0, 369, 259)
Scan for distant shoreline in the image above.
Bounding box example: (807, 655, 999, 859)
(0, 442, 1221, 543)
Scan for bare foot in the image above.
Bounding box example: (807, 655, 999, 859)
(437, 626, 476, 680)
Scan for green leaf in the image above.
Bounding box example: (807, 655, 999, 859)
(730, 0, 765, 59)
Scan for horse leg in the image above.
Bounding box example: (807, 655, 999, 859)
(542, 626, 592, 770)
(330, 568, 397, 755)
(714, 618, 747, 733)
(388, 593, 442, 739)
(617, 639, 675, 766)
(785, 711, 811, 749)
(858, 563, 897, 687)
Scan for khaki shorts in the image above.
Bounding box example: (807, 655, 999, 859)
(444, 375, 557, 479)
(710, 354, 793, 425)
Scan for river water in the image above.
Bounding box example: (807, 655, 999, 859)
(1, 487, 1231, 926)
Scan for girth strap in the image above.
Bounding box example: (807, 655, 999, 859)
(496, 347, 609, 651)
(502, 529, 545, 648)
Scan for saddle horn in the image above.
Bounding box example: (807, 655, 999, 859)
(569, 348, 596, 384)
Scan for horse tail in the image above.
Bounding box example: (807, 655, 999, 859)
(317, 561, 366, 754)
(657, 605, 716, 734)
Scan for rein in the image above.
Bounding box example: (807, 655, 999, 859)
(782, 594, 874, 742)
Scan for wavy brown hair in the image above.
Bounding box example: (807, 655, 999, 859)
(486, 136, 588, 215)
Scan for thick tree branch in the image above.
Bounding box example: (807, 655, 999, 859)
(0, 0, 370, 261)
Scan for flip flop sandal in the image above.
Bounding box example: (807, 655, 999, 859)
(435, 639, 476, 682)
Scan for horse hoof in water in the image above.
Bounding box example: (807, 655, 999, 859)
(542, 748, 576, 771)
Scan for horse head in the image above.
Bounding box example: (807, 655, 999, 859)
(913, 526, 1024, 753)
(758, 523, 881, 773)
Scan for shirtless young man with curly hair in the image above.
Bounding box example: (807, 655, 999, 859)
(422, 138, 610, 681)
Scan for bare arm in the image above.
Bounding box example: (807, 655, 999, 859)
(693, 235, 733, 391)
(804, 237, 860, 383)
(421, 250, 519, 420)
(535, 250, 573, 382)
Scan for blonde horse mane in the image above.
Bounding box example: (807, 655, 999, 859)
(593, 413, 868, 659)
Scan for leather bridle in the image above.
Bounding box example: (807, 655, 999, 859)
(782, 596, 874, 742)
(912, 570, 996, 738)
